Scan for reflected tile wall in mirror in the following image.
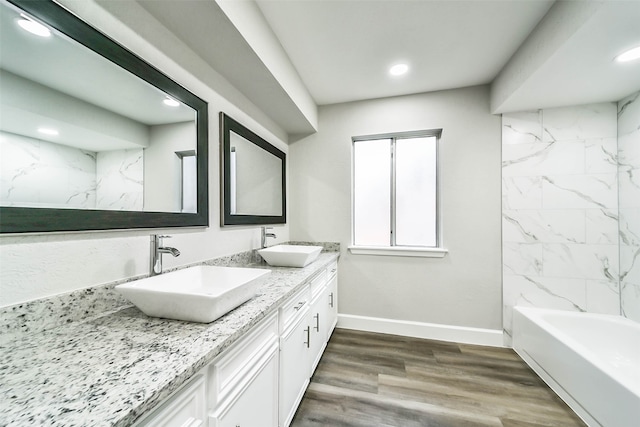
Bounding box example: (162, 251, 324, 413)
(618, 91, 640, 322)
(0, 131, 96, 208)
(0, 131, 144, 211)
(96, 149, 143, 210)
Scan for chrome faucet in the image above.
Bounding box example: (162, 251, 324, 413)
(261, 226, 276, 249)
(150, 234, 180, 276)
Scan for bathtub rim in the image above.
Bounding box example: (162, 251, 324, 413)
(513, 306, 640, 427)
(513, 306, 640, 397)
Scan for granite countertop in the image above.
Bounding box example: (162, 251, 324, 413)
(0, 252, 339, 427)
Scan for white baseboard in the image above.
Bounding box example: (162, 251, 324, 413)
(337, 314, 505, 347)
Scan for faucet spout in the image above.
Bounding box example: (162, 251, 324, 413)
(158, 247, 181, 257)
(150, 235, 180, 276)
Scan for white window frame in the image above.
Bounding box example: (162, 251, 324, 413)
(349, 129, 447, 258)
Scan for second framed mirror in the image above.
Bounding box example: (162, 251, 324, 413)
(220, 113, 286, 226)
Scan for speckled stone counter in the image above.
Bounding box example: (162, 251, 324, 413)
(0, 251, 339, 427)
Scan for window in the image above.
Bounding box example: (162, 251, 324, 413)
(350, 130, 447, 257)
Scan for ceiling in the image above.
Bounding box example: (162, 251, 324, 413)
(492, 0, 640, 112)
(125, 0, 640, 138)
(255, 0, 640, 112)
(255, 0, 555, 106)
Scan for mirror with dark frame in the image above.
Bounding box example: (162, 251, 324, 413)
(220, 113, 286, 226)
(0, 0, 208, 233)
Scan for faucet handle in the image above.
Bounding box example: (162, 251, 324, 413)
(150, 234, 172, 244)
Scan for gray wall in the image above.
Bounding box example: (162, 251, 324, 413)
(290, 85, 503, 330)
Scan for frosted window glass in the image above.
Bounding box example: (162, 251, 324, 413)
(395, 137, 437, 246)
(354, 139, 391, 245)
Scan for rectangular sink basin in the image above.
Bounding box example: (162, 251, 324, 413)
(115, 266, 271, 323)
(258, 244, 322, 267)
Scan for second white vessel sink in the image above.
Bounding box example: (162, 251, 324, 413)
(116, 265, 271, 323)
(258, 244, 323, 267)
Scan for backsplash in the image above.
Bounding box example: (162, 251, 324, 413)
(0, 242, 339, 345)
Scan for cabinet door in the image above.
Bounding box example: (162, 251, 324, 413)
(210, 346, 279, 427)
(326, 274, 338, 341)
(135, 375, 206, 427)
(309, 289, 328, 374)
(279, 308, 310, 427)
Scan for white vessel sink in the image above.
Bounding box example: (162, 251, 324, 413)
(115, 266, 271, 323)
(258, 244, 322, 267)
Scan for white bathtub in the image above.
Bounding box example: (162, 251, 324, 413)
(513, 307, 640, 427)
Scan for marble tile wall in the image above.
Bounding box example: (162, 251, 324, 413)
(618, 91, 640, 322)
(0, 132, 96, 208)
(0, 133, 144, 211)
(96, 149, 144, 210)
(502, 103, 619, 335)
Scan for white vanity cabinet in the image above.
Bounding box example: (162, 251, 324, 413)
(325, 262, 338, 341)
(208, 312, 279, 427)
(134, 375, 206, 427)
(309, 270, 329, 374)
(278, 286, 312, 427)
(279, 263, 338, 427)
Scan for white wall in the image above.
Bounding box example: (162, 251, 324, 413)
(289, 85, 503, 330)
(0, 0, 289, 307)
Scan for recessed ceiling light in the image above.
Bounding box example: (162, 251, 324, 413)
(38, 127, 58, 136)
(17, 15, 51, 38)
(615, 45, 640, 63)
(163, 97, 180, 107)
(389, 63, 409, 76)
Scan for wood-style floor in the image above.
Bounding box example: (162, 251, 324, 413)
(291, 329, 586, 427)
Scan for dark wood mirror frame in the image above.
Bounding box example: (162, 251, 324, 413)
(0, 0, 209, 233)
(220, 113, 286, 226)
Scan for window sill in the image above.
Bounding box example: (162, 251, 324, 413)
(348, 246, 448, 258)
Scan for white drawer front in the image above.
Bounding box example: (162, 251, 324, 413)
(280, 286, 310, 331)
(135, 375, 206, 427)
(327, 261, 338, 280)
(209, 345, 279, 427)
(208, 312, 278, 405)
(309, 269, 328, 300)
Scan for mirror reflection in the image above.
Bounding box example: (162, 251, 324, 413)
(229, 132, 283, 216)
(0, 0, 197, 213)
(221, 113, 286, 226)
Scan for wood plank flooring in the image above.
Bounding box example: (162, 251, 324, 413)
(291, 329, 586, 427)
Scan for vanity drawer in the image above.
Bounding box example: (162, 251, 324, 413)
(208, 312, 278, 405)
(209, 343, 279, 427)
(327, 261, 338, 280)
(280, 286, 310, 331)
(135, 374, 206, 427)
(309, 269, 328, 301)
